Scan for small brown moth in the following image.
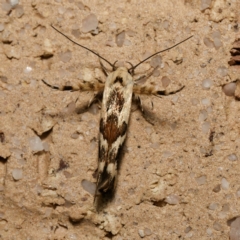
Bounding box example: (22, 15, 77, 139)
(43, 25, 192, 204)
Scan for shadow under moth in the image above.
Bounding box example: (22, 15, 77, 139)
(42, 25, 192, 206)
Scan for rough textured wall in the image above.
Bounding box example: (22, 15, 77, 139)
(0, 0, 240, 239)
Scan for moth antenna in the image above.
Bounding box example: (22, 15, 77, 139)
(51, 25, 115, 69)
(129, 35, 193, 73)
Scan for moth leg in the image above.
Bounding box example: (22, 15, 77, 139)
(132, 93, 144, 112)
(133, 84, 185, 96)
(88, 91, 103, 108)
(42, 79, 105, 92)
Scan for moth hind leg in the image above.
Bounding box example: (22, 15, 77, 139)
(133, 84, 185, 97)
(42, 79, 105, 92)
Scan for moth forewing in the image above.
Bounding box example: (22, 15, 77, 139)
(95, 67, 134, 200)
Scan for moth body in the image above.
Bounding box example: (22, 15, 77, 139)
(96, 67, 133, 199)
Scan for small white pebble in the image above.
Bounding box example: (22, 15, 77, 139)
(236, 188, 240, 198)
(201, 0, 211, 10)
(208, 203, 218, 210)
(116, 31, 125, 47)
(196, 175, 206, 185)
(217, 66, 228, 77)
(81, 13, 98, 33)
(161, 76, 171, 88)
(214, 38, 222, 49)
(213, 221, 222, 231)
(230, 217, 240, 240)
(228, 154, 238, 161)
(89, 139, 97, 151)
(24, 66, 33, 74)
(15, 5, 24, 18)
(165, 194, 179, 205)
(71, 132, 79, 139)
(199, 109, 208, 122)
(202, 79, 213, 89)
(59, 51, 72, 63)
(109, 22, 117, 31)
(150, 56, 162, 68)
(29, 136, 44, 152)
(144, 228, 152, 236)
(2, 2, 12, 12)
(191, 98, 199, 106)
(88, 104, 99, 115)
(201, 98, 211, 106)
(42, 142, 49, 151)
(222, 82, 236, 96)
(221, 178, 229, 190)
(12, 168, 23, 180)
(202, 122, 210, 134)
(206, 228, 213, 235)
(185, 226, 192, 233)
(0, 23, 5, 32)
(9, 0, 19, 7)
(203, 37, 214, 48)
(138, 229, 145, 238)
(163, 20, 169, 30)
(81, 179, 96, 195)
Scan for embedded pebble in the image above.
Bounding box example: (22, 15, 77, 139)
(236, 188, 240, 198)
(81, 179, 96, 195)
(208, 203, 218, 210)
(222, 82, 236, 96)
(71, 132, 79, 139)
(15, 5, 24, 18)
(230, 217, 240, 240)
(217, 66, 228, 77)
(201, 0, 211, 10)
(165, 194, 179, 205)
(29, 136, 44, 152)
(196, 175, 206, 185)
(9, 0, 19, 7)
(206, 228, 213, 235)
(199, 109, 208, 122)
(0, 23, 4, 32)
(228, 154, 238, 161)
(144, 228, 152, 236)
(163, 20, 169, 30)
(191, 98, 199, 106)
(202, 79, 213, 89)
(2, 2, 12, 12)
(88, 104, 99, 115)
(42, 142, 49, 151)
(202, 122, 210, 133)
(138, 229, 145, 238)
(59, 51, 72, 63)
(221, 178, 229, 190)
(201, 98, 211, 106)
(12, 168, 23, 180)
(81, 13, 98, 33)
(89, 138, 97, 151)
(161, 76, 171, 88)
(214, 38, 222, 49)
(116, 31, 126, 47)
(150, 56, 162, 68)
(185, 226, 192, 233)
(24, 66, 33, 74)
(213, 221, 222, 231)
(203, 37, 214, 48)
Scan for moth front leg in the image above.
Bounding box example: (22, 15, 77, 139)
(133, 84, 185, 97)
(42, 79, 105, 92)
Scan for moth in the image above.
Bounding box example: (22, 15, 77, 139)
(43, 25, 192, 204)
